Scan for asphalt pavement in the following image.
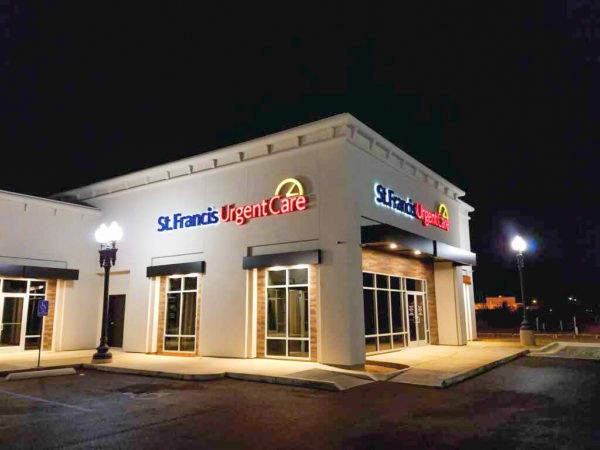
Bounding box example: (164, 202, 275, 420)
(0, 357, 598, 449)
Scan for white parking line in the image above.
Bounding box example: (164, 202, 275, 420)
(0, 388, 93, 412)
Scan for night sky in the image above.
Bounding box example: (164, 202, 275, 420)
(1, 2, 599, 309)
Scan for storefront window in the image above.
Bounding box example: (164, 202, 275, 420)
(406, 278, 423, 292)
(164, 275, 198, 352)
(2, 279, 27, 293)
(266, 266, 309, 358)
(363, 272, 428, 354)
(25, 295, 45, 350)
(0, 279, 46, 350)
(0, 297, 23, 347)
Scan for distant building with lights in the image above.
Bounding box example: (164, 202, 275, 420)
(475, 296, 541, 312)
(475, 296, 522, 311)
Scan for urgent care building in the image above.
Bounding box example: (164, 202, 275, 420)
(0, 114, 476, 367)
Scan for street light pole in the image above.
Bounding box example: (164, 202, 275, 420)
(516, 251, 530, 331)
(512, 235, 535, 346)
(92, 222, 122, 364)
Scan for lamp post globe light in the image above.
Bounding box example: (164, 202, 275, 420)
(511, 235, 536, 346)
(92, 221, 123, 363)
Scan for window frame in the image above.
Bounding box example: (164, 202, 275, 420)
(163, 274, 199, 353)
(363, 270, 429, 355)
(405, 276, 430, 344)
(265, 265, 310, 360)
(0, 278, 47, 351)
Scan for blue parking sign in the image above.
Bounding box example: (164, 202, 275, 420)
(37, 299, 49, 317)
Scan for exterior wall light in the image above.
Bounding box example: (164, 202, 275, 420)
(413, 250, 422, 255)
(389, 243, 398, 249)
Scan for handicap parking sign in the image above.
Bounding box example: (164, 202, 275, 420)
(37, 300, 49, 317)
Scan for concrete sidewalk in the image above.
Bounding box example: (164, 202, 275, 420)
(528, 341, 600, 360)
(0, 349, 376, 391)
(367, 341, 529, 387)
(1, 341, 529, 390)
(0, 348, 93, 373)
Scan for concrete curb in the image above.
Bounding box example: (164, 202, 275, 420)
(0, 363, 361, 391)
(83, 364, 342, 391)
(439, 349, 529, 388)
(321, 368, 405, 382)
(5, 367, 77, 381)
(530, 342, 561, 354)
(367, 368, 411, 381)
(362, 360, 411, 381)
(226, 372, 340, 391)
(82, 364, 226, 381)
(0, 363, 83, 378)
(527, 353, 600, 361)
(527, 341, 600, 361)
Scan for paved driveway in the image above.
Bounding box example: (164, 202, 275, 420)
(0, 357, 598, 449)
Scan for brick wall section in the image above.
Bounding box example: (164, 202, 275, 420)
(309, 265, 318, 360)
(256, 265, 319, 362)
(156, 276, 167, 353)
(256, 269, 266, 358)
(155, 276, 202, 355)
(361, 248, 439, 345)
(42, 279, 57, 350)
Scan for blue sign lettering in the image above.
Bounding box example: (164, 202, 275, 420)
(374, 183, 450, 231)
(374, 183, 416, 219)
(157, 206, 219, 232)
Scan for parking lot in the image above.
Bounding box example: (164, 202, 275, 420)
(0, 357, 598, 449)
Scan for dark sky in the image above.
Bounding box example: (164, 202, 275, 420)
(1, 2, 599, 307)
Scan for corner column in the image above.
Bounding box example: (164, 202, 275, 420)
(317, 142, 364, 367)
(433, 262, 468, 345)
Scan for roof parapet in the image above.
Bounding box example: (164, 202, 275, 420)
(52, 113, 470, 208)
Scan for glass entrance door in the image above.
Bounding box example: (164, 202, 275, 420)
(407, 293, 428, 346)
(0, 295, 25, 349)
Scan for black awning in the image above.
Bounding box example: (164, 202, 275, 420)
(243, 250, 321, 270)
(0, 263, 79, 280)
(361, 224, 435, 255)
(146, 261, 206, 278)
(361, 224, 476, 266)
(434, 241, 477, 266)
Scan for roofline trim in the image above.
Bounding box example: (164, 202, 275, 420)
(0, 190, 101, 215)
(52, 113, 468, 204)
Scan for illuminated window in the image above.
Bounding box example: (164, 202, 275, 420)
(0, 279, 46, 350)
(266, 267, 309, 359)
(164, 275, 198, 352)
(363, 272, 428, 354)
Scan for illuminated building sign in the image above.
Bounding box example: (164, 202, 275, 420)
(157, 207, 219, 232)
(157, 178, 308, 231)
(374, 183, 450, 231)
(221, 178, 308, 226)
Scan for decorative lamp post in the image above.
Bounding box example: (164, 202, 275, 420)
(511, 235, 535, 346)
(92, 221, 123, 363)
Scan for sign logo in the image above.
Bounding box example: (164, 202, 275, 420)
(275, 178, 304, 197)
(221, 178, 308, 225)
(438, 203, 449, 221)
(374, 183, 450, 231)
